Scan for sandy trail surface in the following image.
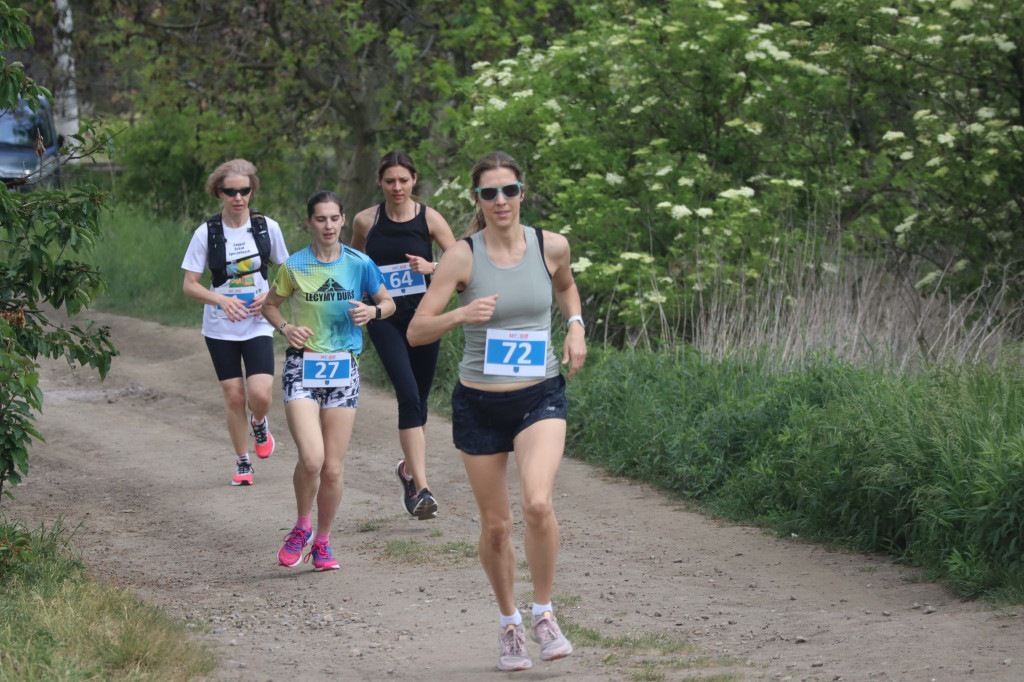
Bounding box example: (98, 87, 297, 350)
(8, 310, 1024, 681)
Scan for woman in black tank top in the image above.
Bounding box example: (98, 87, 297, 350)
(350, 150, 456, 521)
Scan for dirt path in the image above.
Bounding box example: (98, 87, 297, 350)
(8, 310, 1024, 681)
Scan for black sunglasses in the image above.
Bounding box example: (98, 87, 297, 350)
(474, 182, 522, 201)
(220, 186, 252, 197)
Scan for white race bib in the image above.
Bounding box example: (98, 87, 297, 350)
(483, 329, 548, 377)
(380, 262, 426, 297)
(213, 285, 260, 320)
(302, 351, 353, 387)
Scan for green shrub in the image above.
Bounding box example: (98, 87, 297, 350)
(567, 346, 1024, 600)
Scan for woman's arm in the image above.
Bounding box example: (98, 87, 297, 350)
(407, 240, 495, 346)
(348, 285, 397, 326)
(545, 232, 587, 378)
(261, 287, 312, 349)
(182, 270, 249, 322)
(350, 208, 374, 252)
(407, 206, 457, 275)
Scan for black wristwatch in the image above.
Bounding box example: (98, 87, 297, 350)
(374, 305, 381, 320)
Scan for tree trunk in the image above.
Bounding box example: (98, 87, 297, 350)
(53, 0, 79, 138)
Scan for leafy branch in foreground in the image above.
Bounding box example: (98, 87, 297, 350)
(0, 4, 117, 502)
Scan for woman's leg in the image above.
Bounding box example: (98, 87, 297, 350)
(313, 406, 357, 535)
(462, 452, 517, 615)
(369, 319, 432, 489)
(285, 398, 325, 516)
(218, 377, 250, 456)
(244, 373, 273, 422)
(513, 418, 567, 606)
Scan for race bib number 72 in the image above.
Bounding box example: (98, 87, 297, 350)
(483, 329, 548, 377)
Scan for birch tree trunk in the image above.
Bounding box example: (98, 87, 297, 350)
(53, 0, 78, 138)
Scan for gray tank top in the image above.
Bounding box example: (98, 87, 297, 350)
(458, 225, 559, 383)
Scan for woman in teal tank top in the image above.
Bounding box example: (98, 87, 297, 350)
(408, 152, 587, 671)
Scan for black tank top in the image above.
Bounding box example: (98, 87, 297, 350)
(365, 202, 433, 319)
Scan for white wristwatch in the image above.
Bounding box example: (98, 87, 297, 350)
(567, 315, 585, 330)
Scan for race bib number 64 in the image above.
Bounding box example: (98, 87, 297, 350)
(380, 262, 426, 297)
(302, 351, 353, 387)
(483, 329, 548, 377)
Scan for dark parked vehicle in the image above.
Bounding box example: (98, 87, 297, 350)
(0, 97, 63, 191)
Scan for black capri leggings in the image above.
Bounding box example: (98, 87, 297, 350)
(367, 313, 440, 429)
(204, 335, 275, 382)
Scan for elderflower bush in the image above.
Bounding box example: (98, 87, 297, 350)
(446, 0, 1024, 344)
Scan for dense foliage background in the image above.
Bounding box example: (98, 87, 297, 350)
(7, 0, 1024, 598)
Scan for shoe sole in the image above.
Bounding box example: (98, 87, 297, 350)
(412, 495, 439, 520)
(313, 564, 340, 572)
(497, 660, 533, 671)
(231, 479, 253, 486)
(529, 633, 573, 661)
(279, 556, 302, 567)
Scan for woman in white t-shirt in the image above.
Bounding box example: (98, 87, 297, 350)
(181, 158, 289, 486)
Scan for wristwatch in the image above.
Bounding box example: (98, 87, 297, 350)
(374, 305, 382, 320)
(278, 321, 288, 334)
(567, 315, 585, 330)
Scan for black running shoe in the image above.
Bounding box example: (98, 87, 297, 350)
(396, 460, 418, 515)
(411, 488, 439, 520)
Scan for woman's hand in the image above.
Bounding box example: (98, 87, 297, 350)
(248, 292, 268, 317)
(219, 294, 250, 322)
(281, 324, 314, 350)
(460, 295, 498, 325)
(561, 323, 587, 379)
(406, 253, 435, 275)
(348, 300, 379, 327)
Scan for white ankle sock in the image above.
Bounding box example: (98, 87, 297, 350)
(499, 610, 523, 628)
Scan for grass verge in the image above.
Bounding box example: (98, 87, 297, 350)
(0, 517, 215, 681)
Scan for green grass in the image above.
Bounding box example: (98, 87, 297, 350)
(0, 517, 215, 681)
(568, 346, 1024, 601)
(382, 539, 478, 564)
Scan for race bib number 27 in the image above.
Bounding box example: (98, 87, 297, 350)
(483, 329, 548, 377)
(380, 262, 426, 297)
(302, 351, 353, 387)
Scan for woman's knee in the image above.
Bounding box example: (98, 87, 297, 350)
(480, 516, 513, 552)
(222, 386, 247, 412)
(319, 460, 345, 487)
(521, 495, 555, 527)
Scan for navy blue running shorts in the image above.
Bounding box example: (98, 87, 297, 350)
(451, 374, 567, 455)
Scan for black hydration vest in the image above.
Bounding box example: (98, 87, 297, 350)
(207, 210, 271, 287)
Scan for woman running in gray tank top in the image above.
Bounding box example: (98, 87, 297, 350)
(408, 151, 587, 672)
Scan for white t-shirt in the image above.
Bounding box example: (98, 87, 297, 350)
(181, 214, 289, 341)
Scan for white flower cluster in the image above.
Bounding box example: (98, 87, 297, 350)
(621, 252, 655, 263)
(605, 172, 624, 186)
(718, 186, 755, 200)
(571, 256, 592, 273)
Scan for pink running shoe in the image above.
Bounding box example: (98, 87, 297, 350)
(232, 460, 254, 486)
(278, 526, 312, 567)
(303, 540, 340, 571)
(498, 623, 532, 671)
(529, 612, 573, 661)
(251, 415, 275, 459)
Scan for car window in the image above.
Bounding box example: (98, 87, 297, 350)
(0, 105, 54, 148)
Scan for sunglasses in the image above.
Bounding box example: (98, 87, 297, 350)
(474, 182, 522, 201)
(219, 186, 252, 197)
